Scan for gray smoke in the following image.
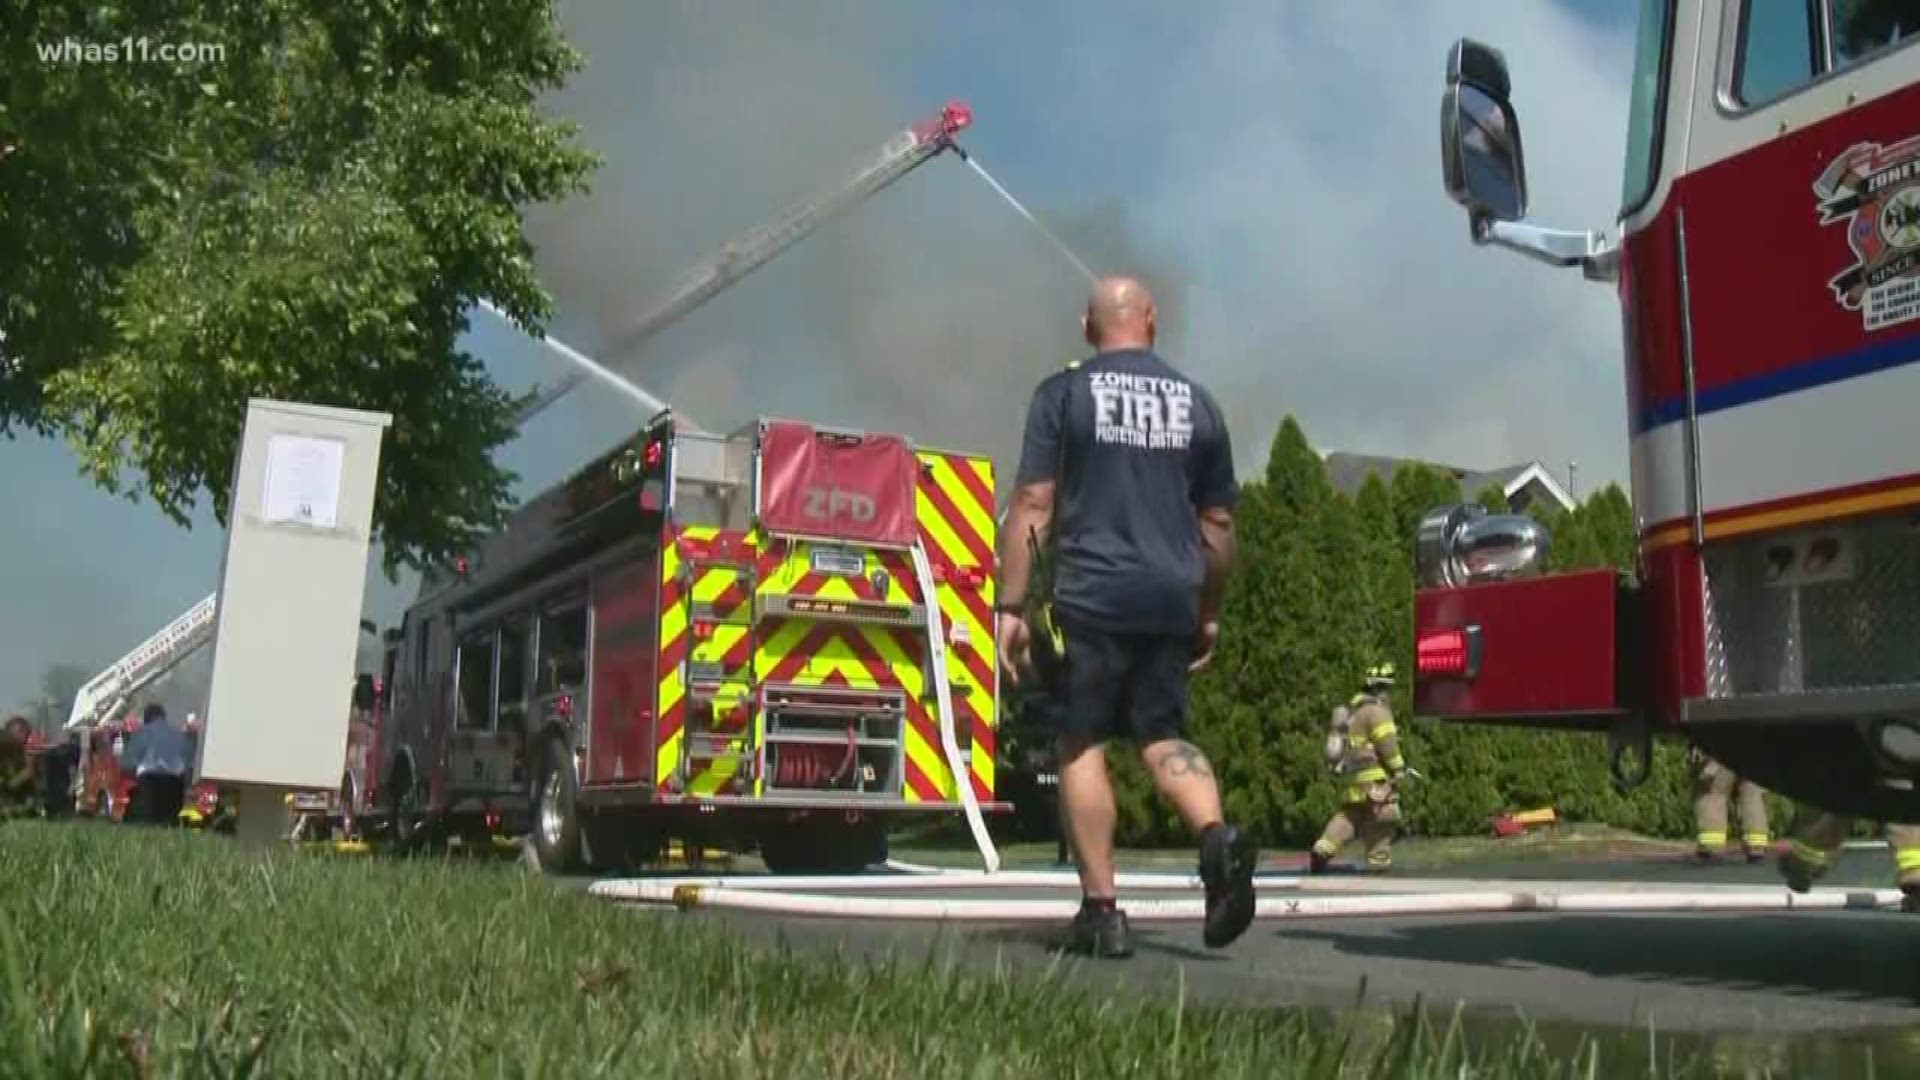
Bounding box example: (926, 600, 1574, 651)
(515, 0, 1635, 502)
(515, 0, 1171, 498)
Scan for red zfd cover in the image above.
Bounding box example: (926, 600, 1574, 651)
(757, 420, 917, 547)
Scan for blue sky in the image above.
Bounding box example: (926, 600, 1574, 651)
(3, 0, 1641, 709)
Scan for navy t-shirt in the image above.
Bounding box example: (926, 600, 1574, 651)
(1013, 348, 1238, 637)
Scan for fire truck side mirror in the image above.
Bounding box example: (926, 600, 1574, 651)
(1441, 38, 1527, 225)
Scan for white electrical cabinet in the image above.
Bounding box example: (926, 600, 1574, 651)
(197, 399, 391, 791)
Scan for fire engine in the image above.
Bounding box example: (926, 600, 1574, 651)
(375, 410, 1004, 873)
(367, 100, 1002, 873)
(1419, 3, 1920, 821)
(77, 710, 226, 828)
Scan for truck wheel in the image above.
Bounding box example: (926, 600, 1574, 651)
(528, 739, 584, 874)
(759, 818, 888, 875)
(387, 761, 430, 853)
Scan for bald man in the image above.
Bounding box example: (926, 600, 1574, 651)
(996, 276, 1254, 959)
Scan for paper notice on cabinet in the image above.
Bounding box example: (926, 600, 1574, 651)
(261, 433, 345, 529)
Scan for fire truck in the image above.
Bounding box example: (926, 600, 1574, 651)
(1419, 3, 1920, 820)
(78, 710, 227, 828)
(368, 100, 1001, 873)
(376, 411, 1004, 873)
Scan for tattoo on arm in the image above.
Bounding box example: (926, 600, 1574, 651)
(996, 483, 1055, 605)
(1153, 741, 1215, 781)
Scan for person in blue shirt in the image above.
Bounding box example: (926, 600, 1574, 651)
(995, 275, 1255, 959)
(119, 703, 196, 825)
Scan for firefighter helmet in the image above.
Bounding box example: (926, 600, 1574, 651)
(1363, 662, 1396, 688)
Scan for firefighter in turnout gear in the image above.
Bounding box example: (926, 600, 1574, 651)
(1311, 664, 1408, 874)
(1689, 746, 1770, 862)
(1779, 808, 1920, 913)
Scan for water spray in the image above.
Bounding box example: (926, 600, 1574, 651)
(953, 148, 1100, 286)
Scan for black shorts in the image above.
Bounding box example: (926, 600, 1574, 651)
(1052, 614, 1192, 746)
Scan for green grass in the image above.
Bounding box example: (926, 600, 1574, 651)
(0, 821, 1876, 1077)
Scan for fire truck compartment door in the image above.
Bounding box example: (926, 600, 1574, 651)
(757, 421, 917, 547)
(1414, 569, 1621, 721)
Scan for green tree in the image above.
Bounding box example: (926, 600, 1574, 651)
(1471, 483, 1511, 514)
(2, 1, 600, 573)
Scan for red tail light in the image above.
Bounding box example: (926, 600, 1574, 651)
(1416, 628, 1477, 676)
(931, 563, 987, 589)
(644, 440, 663, 468)
(692, 620, 715, 640)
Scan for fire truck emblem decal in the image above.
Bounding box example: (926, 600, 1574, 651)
(1814, 132, 1920, 332)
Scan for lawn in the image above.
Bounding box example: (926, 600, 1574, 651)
(0, 821, 1857, 1077)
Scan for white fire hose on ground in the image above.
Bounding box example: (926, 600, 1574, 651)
(591, 878, 1906, 921)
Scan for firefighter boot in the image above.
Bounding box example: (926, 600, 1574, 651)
(1779, 840, 1829, 894)
(1064, 899, 1134, 959)
(1902, 887, 1920, 915)
(1199, 822, 1258, 949)
(1308, 848, 1332, 874)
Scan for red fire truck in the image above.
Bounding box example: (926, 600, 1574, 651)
(79, 711, 227, 828)
(1419, 3, 1920, 820)
(373, 411, 1004, 873)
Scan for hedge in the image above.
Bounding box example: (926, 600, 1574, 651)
(998, 414, 1791, 848)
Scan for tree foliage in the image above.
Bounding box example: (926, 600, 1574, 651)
(1, 0, 600, 573)
(1088, 417, 1696, 846)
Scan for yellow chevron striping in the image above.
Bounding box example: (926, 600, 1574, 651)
(916, 489, 974, 570)
(928, 455, 996, 549)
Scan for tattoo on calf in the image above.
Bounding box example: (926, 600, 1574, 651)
(1155, 741, 1214, 781)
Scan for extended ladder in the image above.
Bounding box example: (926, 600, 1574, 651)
(64, 592, 219, 731)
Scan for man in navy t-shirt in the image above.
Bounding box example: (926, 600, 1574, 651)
(994, 276, 1256, 958)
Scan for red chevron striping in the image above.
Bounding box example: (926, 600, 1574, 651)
(766, 624, 838, 683)
(947, 585, 992, 642)
(843, 628, 906, 689)
(955, 645, 995, 699)
(656, 692, 684, 748)
(946, 456, 996, 520)
(904, 754, 942, 803)
(918, 477, 993, 565)
(660, 616, 691, 667)
(719, 631, 754, 673)
(710, 581, 751, 617)
(877, 551, 923, 600)
(970, 701, 996, 756)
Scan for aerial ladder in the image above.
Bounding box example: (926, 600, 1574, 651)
(507, 100, 974, 425)
(64, 591, 218, 732)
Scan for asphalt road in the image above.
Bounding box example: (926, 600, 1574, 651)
(593, 849, 1920, 1050)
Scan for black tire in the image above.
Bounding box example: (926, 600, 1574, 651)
(759, 818, 888, 875)
(528, 738, 584, 874)
(386, 760, 431, 854)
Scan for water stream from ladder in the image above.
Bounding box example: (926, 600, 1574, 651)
(960, 154, 1100, 285)
(503, 155, 1095, 430)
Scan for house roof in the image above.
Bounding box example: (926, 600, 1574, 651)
(1320, 451, 1576, 511)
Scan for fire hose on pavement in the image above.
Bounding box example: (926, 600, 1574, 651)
(589, 876, 1907, 921)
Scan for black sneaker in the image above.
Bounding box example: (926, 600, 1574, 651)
(1199, 824, 1258, 949)
(1064, 903, 1134, 959)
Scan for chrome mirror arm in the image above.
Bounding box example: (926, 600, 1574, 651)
(1473, 217, 1620, 283)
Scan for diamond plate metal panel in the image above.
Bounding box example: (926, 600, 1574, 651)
(1703, 513, 1920, 696)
